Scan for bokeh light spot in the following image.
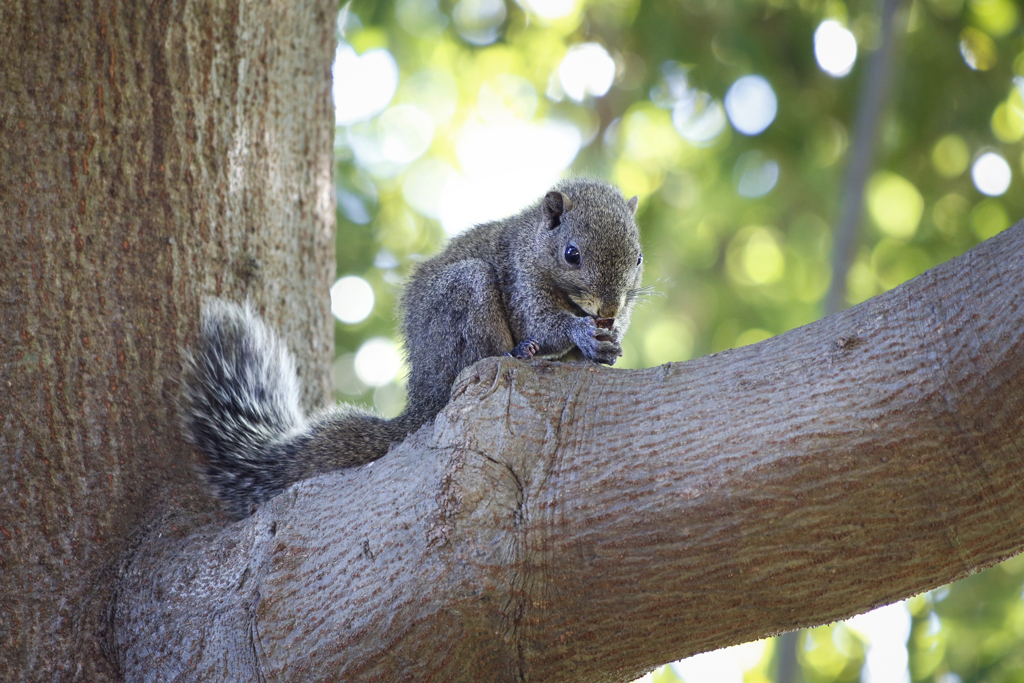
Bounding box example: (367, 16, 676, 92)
(402, 157, 459, 219)
(931, 134, 970, 177)
(867, 171, 924, 239)
(395, 0, 449, 37)
(452, 0, 506, 45)
(735, 328, 774, 347)
(846, 258, 878, 306)
(814, 20, 858, 77)
(810, 118, 849, 167)
(672, 92, 727, 145)
(402, 70, 459, 127)
(727, 226, 785, 285)
(354, 337, 402, 387)
(742, 229, 785, 284)
(650, 61, 691, 109)
(642, 318, 695, 365)
(520, 0, 578, 21)
(970, 199, 1010, 239)
(871, 239, 931, 291)
(670, 641, 767, 683)
(440, 119, 582, 233)
(559, 43, 617, 102)
(733, 151, 780, 198)
(332, 353, 367, 397)
(971, 152, 1012, 195)
(330, 276, 375, 324)
(724, 75, 777, 136)
(336, 188, 372, 224)
(622, 104, 683, 166)
(847, 603, 912, 683)
(959, 27, 997, 70)
(969, 0, 1019, 37)
(373, 382, 407, 418)
(333, 46, 398, 126)
(479, 74, 539, 122)
(991, 89, 1024, 142)
(932, 193, 970, 235)
(651, 61, 727, 145)
(378, 104, 434, 163)
(456, 120, 581, 179)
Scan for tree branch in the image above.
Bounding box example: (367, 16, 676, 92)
(113, 221, 1024, 682)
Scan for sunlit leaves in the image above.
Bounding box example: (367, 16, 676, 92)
(329, 0, 1024, 438)
(970, 198, 1011, 239)
(610, 103, 689, 197)
(519, 0, 581, 23)
(931, 135, 971, 178)
(960, 27, 998, 71)
(867, 172, 924, 240)
(971, 152, 1013, 196)
(991, 97, 1024, 143)
(933, 193, 972, 236)
(329, 5, 1024, 677)
(652, 62, 728, 147)
(726, 226, 786, 286)
(395, 0, 448, 37)
(968, 0, 1020, 37)
(814, 20, 858, 77)
(333, 45, 399, 125)
(918, 555, 1024, 683)
(558, 43, 616, 101)
(330, 275, 375, 324)
(733, 151, 780, 198)
(452, 0, 506, 45)
(640, 317, 696, 365)
(724, 75, 778, 136)
(809, 118, 849, 168)
(800, 623, 866, 683)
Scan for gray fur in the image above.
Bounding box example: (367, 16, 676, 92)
(181, 178, 644, 517)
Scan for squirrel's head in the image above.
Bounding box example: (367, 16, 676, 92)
(535, 179, 644, 324)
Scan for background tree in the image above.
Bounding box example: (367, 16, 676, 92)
(0, 0, 336, 678)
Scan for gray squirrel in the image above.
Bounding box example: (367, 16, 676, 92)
(180, 178, 645, 517)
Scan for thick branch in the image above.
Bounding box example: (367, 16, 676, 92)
(114, 222, 1024, 682)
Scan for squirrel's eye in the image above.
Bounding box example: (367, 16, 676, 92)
(564, 244, 581, 266)
(637, 253, 643, 267)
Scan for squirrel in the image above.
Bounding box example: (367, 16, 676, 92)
(180, 177, 645, 518)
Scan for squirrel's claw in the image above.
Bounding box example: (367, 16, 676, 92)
(509, 338, 541, 359)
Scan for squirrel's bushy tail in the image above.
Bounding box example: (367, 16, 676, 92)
(180, 300, 402, 518)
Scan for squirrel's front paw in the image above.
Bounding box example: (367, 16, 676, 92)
(509, 338, 541, 359)
(569, 317, 622, 365)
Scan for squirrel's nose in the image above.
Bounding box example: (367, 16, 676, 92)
(597, 302, 620, 319)
(597, 291, 627, 319)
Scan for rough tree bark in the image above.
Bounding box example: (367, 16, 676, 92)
(111, 220, 1024, 682)
(0, 1, 336, 680)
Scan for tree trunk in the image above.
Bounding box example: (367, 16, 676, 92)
(112, 220, 1024, 682)
(0, 1, 336, 679)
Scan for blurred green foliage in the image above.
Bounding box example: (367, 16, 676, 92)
(328, 0, 1024, 680)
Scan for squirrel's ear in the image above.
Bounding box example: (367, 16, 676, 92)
(543, 191, 573, 229)
(627, 195, 639, 215)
